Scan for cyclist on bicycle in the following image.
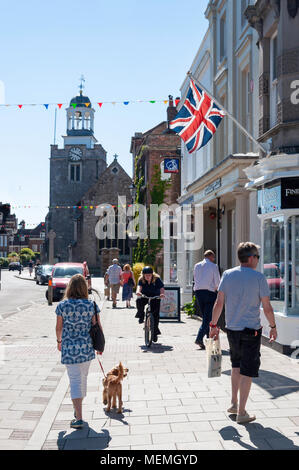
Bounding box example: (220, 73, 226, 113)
(135, 266, 165, 342)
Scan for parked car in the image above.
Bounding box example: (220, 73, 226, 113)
(36, 265, 53, 285)
(46, 262, 91, 301)
(263, 263, 283, 300)
(8, 262, 23, 272)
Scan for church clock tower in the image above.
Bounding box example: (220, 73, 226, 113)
(47, 79, 107, 262)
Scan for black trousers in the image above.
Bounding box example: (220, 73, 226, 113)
(195, 289, 217, 342)
(136, 298, 161, 335)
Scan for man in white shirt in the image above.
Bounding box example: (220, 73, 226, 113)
(106, 259, 122, 308)
(194, 250, 220, 349)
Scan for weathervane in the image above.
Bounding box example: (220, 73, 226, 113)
(79, 74, 85, 95)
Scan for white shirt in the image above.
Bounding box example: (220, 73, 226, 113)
(107, 264, 122, 284)
(193, 258, 220, 292)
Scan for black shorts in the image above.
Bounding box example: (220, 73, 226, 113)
(226, 328, 262, 378)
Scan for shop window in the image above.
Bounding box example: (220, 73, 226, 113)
(270, 34, 278, 128)
(219, 15, 226, 62)
(287, 216, 299, 313)
(263, 216, 284, 312)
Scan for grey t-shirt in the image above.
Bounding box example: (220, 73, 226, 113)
(218, 266, 270, 331)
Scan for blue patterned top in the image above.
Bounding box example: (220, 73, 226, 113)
(56, 299, 100, 365)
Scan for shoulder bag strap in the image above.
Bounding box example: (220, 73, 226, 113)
(93, 301, 98, 323)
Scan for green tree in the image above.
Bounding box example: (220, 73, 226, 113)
(20, 248, 35, 259)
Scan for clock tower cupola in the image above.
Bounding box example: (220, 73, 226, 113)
(63, 76, 97, 149)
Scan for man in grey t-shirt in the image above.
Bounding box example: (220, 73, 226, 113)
(209, 242, 277, 424)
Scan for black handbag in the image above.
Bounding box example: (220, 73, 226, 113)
(89, 302, 105, 353)
(127, 273, 134, 287)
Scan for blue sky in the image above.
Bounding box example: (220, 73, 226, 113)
(0, 0, 208, 226)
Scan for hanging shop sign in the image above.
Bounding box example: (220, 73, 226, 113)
(164, 158, 180, 174)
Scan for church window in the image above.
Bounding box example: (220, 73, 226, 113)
(70, 163, 81, 182)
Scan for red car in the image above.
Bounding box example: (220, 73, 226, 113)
(46, 262, 91, 301)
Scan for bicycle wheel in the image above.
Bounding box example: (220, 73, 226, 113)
(144, 308, 152, 347)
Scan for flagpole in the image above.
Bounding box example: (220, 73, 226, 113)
(187, 71, 268, 156)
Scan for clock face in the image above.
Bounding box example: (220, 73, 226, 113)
(69, 147, 83, 161)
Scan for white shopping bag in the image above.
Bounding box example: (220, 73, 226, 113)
(205, 337, 222, 378)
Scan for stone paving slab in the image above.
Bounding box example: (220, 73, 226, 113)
(1, 282, 299, 450)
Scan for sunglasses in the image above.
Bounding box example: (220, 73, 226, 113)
(253, 254, 260, 260)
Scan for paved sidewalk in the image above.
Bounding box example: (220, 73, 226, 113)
(0, 287, 299, 450)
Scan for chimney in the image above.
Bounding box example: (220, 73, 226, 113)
(167, 95, 178, 122)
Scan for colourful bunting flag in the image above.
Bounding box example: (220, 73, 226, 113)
(57, 103, 63, 109)
(71, 103, 77, 109)
(44, 104, 49, 110)
(85, 103, 90, 107)
(123, 101, 129, 105)
(98, 103, 103, 107)
(18, 105, 22, 109)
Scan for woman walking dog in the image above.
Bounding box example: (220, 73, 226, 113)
(55, 274, 103, 429)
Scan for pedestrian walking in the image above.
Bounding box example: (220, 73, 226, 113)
(209, 242, 277, 424)
(104, 269, 111, 301)
(106, 259, 122, 308)
(55, 273, 103, 429)
(28, 259, 34, 277)
(121, 264, 135, 308)
(194, 250, 220, 349)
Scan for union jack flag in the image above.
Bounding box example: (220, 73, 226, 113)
(170, 80, 225, 154)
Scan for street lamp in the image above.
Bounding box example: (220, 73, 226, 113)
(129, 183, 136, 202)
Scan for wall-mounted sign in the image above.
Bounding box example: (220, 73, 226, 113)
(205, 178, 221, 195)
(281, 177, 299, 209)
(164, 158, 180, 174)
(258, 177, 299, 214)
(257, 183, 281, 214)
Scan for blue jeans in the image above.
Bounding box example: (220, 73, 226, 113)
(195, 290, 217, 343)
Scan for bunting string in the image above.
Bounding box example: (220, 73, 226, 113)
(0, 98, 180, 109)
(9, 204, 133, 209)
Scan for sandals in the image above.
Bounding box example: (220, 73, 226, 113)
(236, 411, 256, 424)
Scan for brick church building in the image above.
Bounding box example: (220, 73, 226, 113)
(46, 88, 132, 273)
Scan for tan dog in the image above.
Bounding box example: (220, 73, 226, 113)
(102, 362, 128, 413)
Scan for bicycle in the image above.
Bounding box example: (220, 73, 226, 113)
(139, 294, 161, 348)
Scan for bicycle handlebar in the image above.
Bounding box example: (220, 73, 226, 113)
(140, 294, 161, 300)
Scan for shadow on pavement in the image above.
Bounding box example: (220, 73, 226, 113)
(140, 343, 173, 354)
(219, 424, 299, 450)
(57, 427, 111, 450)
(222, 369, 299, 399)
(104, 408, 132, 425)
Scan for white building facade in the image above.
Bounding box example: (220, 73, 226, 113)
(164, 0, 261, 305)
(244, 0, 299, 354)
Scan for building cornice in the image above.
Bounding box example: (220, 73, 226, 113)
(185, 154, 258, 195)
(244, 153, 299, 186)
